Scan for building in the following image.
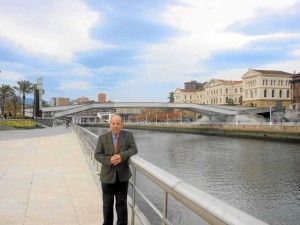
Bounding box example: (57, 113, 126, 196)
(76, 96, 89, 105)
(204, 79, 242, 105)
(184, 80, 205, 90)
(174, 69, 296, 109)
(242, 69, 293, 108)
(174, 79, 242, 105)
(98, 93, 107, 103)
(290, 73, 300, 111)
(174, 88, 200, 103)
(50, 97, 70, 107)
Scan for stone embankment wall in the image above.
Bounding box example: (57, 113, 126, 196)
(122, 123, 300, 143)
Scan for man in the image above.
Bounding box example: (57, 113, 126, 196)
(95, 114, 138, 225)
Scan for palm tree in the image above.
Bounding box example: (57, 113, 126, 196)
(10, 94, 22, 118)
(13, 80, 34, 118)
(0, 84, 15, 115)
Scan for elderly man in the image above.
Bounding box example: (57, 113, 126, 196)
(95, 114, 138, 225)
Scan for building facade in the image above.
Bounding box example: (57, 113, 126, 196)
(242, 69, 293, 108)
(290, 73, 300, 111)
(204, 79, 242, 105)
(50, 97, 70, 107)
(174, 69, 295, 109)
(174, 79, 242, 105)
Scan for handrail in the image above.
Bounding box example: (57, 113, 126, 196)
(73, 125, 268, 225)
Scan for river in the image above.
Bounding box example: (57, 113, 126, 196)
(88, 127, 300, 225)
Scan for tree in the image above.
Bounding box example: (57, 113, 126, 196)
(0, 84, 15, 115)
(226, 97, 234, 105)
(168, 92, 174, 103)
(14, 80, 34, 118)
(238, 96, 243, 105)
(10, 94, 22, 118)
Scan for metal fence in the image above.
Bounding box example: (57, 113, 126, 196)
(73, 125, 269, 225)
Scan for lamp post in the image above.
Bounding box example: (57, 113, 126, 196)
(269, 106, 272, 125)
(180, 111, 182, 124)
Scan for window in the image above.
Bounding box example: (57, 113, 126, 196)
(272, 90, 275, 98)
(264, 90, 267, 97)
(279, 90, 282, 98)
(287, 90, 290, 98)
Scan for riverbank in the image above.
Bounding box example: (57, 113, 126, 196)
(82, 123, 300, 143)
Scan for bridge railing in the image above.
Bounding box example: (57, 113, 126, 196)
(73, 125, 268, 225)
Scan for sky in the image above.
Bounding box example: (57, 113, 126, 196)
(0, 0, 300, 103)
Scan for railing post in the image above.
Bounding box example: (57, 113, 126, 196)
(162, 192, 168, 225)
(131, 167, 136, 225)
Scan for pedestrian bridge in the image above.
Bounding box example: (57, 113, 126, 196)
(43, 102, 270, 118)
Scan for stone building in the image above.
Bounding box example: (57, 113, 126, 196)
(204, 79, 242, 105)
(174, 69, 295, 109)
(290, 73, 300, 111)
(174, 79, 242, 105)
(242, 69, 293, 108)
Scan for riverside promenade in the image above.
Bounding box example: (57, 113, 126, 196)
(0, 126, 135, 225)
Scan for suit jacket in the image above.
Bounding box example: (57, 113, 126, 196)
(94, 130, 138, 184)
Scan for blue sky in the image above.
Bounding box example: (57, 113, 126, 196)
(0, 0, 300, 102)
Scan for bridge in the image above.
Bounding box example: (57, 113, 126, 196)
(39, 102, 270, 119)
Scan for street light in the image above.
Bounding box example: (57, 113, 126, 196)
(269, 106, 272, 125)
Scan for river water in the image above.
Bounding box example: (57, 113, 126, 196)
(88, 127, 300, 225)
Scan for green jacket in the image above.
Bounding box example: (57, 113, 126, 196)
(94, 130, 138, 184)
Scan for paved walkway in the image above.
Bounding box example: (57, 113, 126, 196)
(0, 126, 135, 225)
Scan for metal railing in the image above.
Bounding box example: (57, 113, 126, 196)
(73, 125, 269, 225)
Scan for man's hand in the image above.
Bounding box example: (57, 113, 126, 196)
(110, 154, 121, 166)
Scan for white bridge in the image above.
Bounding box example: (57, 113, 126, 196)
(44, 102, 270, 118)
(25, 102, 272, 124)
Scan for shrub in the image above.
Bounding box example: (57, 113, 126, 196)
(0, 120, 38, 129)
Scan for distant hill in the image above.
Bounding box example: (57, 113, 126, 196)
(24, 98, 49, 106)
(25, 98, 34, 105)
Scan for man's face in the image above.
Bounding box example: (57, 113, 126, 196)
(110, 115, 123, 135)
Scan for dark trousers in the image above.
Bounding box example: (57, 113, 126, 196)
(101, 175, 129, 225)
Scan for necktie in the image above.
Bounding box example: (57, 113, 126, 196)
(113, 135, 118, 154)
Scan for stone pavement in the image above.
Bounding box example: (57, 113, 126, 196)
(0, 126, 137, 225)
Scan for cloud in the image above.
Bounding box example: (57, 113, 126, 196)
(59, 81, 91, 91)
(0, 0, 106, 61)
(0, 70, 23, 83)
(137, 0, 299, 81)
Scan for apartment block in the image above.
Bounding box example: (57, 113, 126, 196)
(76, 96, 89, 105)
(50, 97, 70, 107)
(98, 93, 107, 103)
